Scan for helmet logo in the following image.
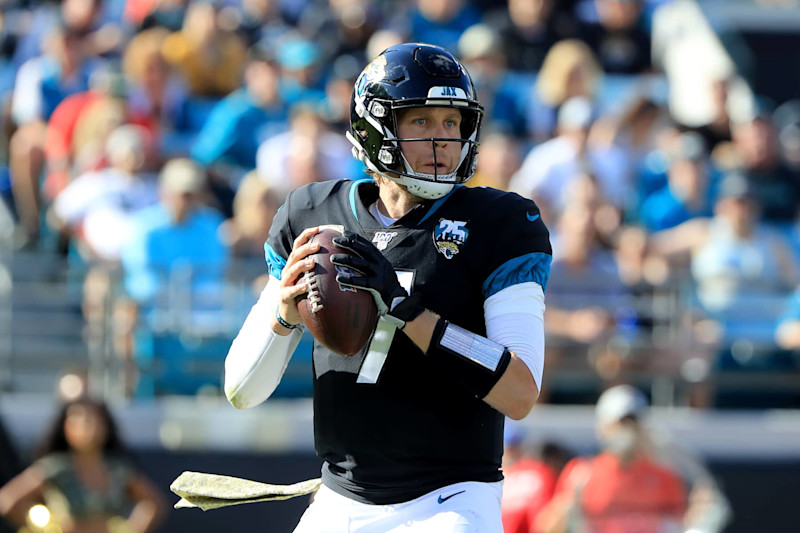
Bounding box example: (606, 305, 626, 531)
(433, 219, 469, 260)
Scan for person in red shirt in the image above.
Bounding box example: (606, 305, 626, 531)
(536, 386, 687, 533)
(502, 424, 571, 533)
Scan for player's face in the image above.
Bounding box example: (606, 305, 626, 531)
(396, 107, 463, 175)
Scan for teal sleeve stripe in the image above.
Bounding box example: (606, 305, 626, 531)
(264, 243, 287, 280)
(482, 252, 552, 299)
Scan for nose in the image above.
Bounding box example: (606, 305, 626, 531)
(431, 121, 451, 141)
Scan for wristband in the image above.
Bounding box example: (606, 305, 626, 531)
(426, 318, 512, 399)
(275, 307, 300, 330)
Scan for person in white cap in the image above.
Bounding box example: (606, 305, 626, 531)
(537, 385, 686, 533)
(538, 385, 730, 533)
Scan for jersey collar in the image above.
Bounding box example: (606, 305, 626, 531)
(349, 179, 463, 228)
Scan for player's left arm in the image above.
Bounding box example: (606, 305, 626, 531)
(332, 208, 550, 420)
(401, 307, 539, 421)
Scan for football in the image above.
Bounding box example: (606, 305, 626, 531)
(296, 225, 379, 357)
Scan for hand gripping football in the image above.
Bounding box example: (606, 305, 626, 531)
(296, 225, 379, 356)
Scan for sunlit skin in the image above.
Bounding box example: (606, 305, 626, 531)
(395, 106, 463, 177)
(64, 403, 109, 454)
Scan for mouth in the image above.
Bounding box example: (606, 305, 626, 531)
(422, 162, 451, 173)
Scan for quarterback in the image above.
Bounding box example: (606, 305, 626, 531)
(224, 43, 552, 532)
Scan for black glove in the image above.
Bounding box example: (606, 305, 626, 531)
(331, 230, 424, 329)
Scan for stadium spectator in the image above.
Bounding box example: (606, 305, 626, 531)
(297, 0, 382, 70)
(392, 0, 482, 53)
(544, 201, 631, 359)
(12, 0, 121, 69)
(161, 1, 247, 98)
(729, 104, 800, 223)
(190, 41, 287, 173)
(536, 385, 687, 533)
(321, 55, 363, 132)
(255, 105, 354, 195)
(275, 36, 326, 107)
(511, 97, 631, 216)
(220, 171, 284, 261)
(484, 0, 578, 73)
(649, 173, 799, 311)
(51, 124, 159, 261)
(113, 158, 227, 394)
(638, 132, 716, 232)
(645, 173, 799, 386)
(234, 0, 295, 48)
(9, 25, 101, 247)
(457, 23, 529, 137)
(527, 39, 603, 141)
(577, 0, 653, 75)
(0, 397, 165, 533)
(120, 158, 228, 304)
(122, 27, 193, 158)
(40, 64, 130, 203)
(594, 96, 665, 179)
(501, 423, 560, 533)
(468, 131, 523, 191)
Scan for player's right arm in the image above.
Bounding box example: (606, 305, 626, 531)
(224, 227, 319, 409)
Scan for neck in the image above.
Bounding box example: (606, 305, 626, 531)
(376, 175, 423, 219)
(72, 448, 104, 463)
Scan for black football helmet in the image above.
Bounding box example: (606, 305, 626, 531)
(347, 43, 484, 199)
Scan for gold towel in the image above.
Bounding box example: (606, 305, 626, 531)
(170, 471, 322, 511)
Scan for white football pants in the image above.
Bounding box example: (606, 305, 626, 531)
(292, 481, 503, 533)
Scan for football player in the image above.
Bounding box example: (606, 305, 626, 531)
(224, 43, 552, 532)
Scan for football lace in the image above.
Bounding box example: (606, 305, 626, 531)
(304, 270, 323, 313)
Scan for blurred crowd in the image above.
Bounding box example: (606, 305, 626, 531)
(0, 0, 800, 406)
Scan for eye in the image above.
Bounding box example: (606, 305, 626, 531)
(414, 117, 426, 126)
(445, 119, 458, 128)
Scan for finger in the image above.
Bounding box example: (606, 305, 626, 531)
(283, 257, 316, 286)
(333, 235, 375, 259)
(292, 226, 320, 251)
(288, 239, 321, 267)
(335, 274, 370, 291)
(284, 281, 310, 300)
(330, 253, 370, 275)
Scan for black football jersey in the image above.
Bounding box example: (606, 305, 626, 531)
(265, 179, 552, 504)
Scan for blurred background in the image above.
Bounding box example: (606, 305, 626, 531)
(0, 0, 799, 531)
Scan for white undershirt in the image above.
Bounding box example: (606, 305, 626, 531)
(368, 202, 397, 228)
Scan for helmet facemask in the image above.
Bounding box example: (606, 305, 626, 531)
(348, 44, 485, 200)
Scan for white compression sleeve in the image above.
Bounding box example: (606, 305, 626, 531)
(224, 276, 304, 409)
(483, 282, 546, 395)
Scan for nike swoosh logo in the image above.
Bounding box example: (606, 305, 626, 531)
(526, 212, 540, 222)
(437, 490, 465, 504)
